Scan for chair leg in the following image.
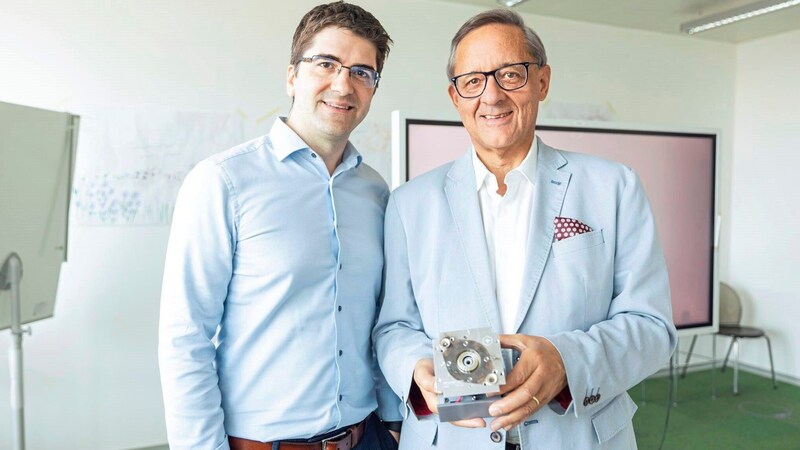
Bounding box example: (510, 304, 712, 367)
(721, 337, 735, 372)
(733, 338, 740, 396)
(681, 335, 698, 378)
(765, 335, 777, 389)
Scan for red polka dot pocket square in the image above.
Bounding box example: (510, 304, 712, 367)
(553, 216, 593, 242)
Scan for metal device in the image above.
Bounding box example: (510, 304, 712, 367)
(433, 327, 512, 422)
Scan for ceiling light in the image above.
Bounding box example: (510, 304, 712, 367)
(496, 0, 529, 7)
(680, 0, 800, 34)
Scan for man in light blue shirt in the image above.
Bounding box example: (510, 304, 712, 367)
(158, 3, 401, 449)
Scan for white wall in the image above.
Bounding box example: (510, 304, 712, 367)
(728, 29, 800, 378)
(0, 1, 737, 448)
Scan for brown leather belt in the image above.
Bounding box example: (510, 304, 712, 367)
(229, 420, 366, 450)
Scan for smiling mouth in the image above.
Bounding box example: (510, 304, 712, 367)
(323, 101, 353, 111)
(481, 111, 511, 119)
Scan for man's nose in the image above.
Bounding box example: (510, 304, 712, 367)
(481, 75, 505, 104)
(330, 67, 354, 95)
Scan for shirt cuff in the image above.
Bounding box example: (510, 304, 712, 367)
(409, 379, 433, 417)
(555, 386, 572, 410)
(382, 420, 402, 432)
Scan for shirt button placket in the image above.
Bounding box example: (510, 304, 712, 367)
(328, 176, 345, 418)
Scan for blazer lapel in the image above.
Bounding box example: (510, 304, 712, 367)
(444, 152, 502, 332)
(514, 139, 571, 332)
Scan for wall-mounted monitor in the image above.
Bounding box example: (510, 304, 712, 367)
(391, 111, 720, 337)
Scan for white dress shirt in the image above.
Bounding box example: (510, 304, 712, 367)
(473, 139, 538, 445)
(473, 139, 538, 334)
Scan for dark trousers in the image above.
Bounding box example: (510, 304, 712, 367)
(353, 413, 398, 450)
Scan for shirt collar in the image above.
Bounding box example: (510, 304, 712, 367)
(338, 141, 363, 171)
(268, 117, 308, 161)
(268, 117, 362, 168)
(472, 137, 538, 191)
(472, 149, 493, 191)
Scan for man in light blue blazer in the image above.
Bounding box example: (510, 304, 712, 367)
(373, 8, 677, 450)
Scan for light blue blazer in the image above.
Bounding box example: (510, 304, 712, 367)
(373, 139, 677, 449)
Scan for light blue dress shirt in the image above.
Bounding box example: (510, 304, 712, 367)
(159, 117, 401, 450)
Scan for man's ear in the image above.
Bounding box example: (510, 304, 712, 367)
(537, 64, 551, 101)
(448, 83, 460, 108)
(287, 64, 296, 97)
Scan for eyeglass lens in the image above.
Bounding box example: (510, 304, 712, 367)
(304, 56, 379, 88)
(455, 63, 529, 98)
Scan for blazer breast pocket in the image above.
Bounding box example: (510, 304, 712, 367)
(552, 229, 605, 258)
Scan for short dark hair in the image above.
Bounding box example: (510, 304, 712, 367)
(447, 8, 547, 78)
(290, 1, 393, 74)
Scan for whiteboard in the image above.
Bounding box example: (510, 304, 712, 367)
(392, 111, 720, 338)
(70, 108, 243, 225)
(0, 101, 78, 329)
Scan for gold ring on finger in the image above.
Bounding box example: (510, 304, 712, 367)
(532, 395, 540, 407)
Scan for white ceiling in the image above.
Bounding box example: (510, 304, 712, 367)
(438, 0, 800, 43)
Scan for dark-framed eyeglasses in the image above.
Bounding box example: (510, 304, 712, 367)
(299, 55, 381, 88)
(450, 61, 539, 99)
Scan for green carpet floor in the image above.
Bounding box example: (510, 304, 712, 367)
(629, 368, 800, 449)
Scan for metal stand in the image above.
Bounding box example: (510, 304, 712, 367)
(672, 339, 679, 406)
(1, 253, 29, 450)
(680, 333, 719, 399)
(640, 376, 646, 404)
(712, 334, 716, 399)
(680, 335, 697, 378)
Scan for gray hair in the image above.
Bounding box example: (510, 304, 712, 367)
(447, 8, 547, 78)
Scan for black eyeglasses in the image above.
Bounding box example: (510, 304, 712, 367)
(450, 61, 539, 99)
(299, 55, 380, 88)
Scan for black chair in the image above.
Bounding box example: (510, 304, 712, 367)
(682, 282, 777, 395)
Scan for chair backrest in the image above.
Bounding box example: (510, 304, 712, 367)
(719, 282, 743, 326)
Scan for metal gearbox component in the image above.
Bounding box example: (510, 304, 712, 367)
(432, 327, 510, 421)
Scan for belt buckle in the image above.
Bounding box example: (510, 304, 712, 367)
(321, 427, 352, 450)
